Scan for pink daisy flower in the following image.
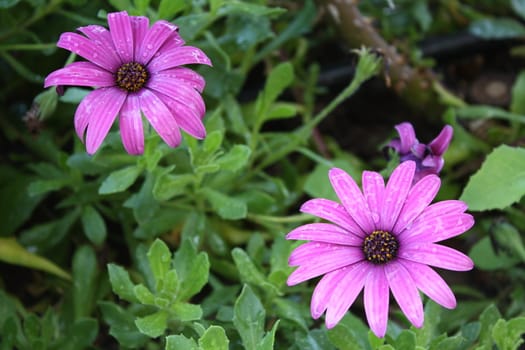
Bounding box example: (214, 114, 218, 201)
(286, 161, 474, 337)
(44, 11, 212, 155)
(386, 122, 453, 183)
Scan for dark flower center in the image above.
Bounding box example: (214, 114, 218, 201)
(362, 230, 399, 264)
(115, 62, 149, 92)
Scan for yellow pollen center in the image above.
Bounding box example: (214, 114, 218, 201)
(362, 230, 399, 264)
(115, 62, 149, 92)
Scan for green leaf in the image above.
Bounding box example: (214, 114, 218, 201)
(233, 285, 265, 350)
(202, 130, 224, 155)
(512, 0, 525, 21)
(217, 1, 285, 17)
(99, 302, 149, 348)
(107, 264, 138, 303)
(153, 173, 194, 201)
(395, 330, 416, 350)
(492, 317, 525, 350)
(165, 334, 198, 350)
(202, 187, 247, 220)
(414, 300, 442, 347)
(27, 178, 69, 197)
(170, 302, 202, 322)
(259, 320, 279, 350)
(460, 145, 525, 210)
(199, 325, 230, 350)
(158, 0, 186, 19)
(456, 105, 525, 123)
(511, 71, 525, 114)
(173, 239, 210, 301)
(267, 102, 298, 120)
(272, 297, 308, 331)
(491, 221, 525, 262)
(57, 318, 99, 350)
(479, 304, 502, 348)
(99, 165, 142, 194)
(216, 145, 252, 172)
(469, 236, 520, 270)
(81, 205, 107, 245)
(0, 237, 70, 280)
(134, 284, 156, 305)
(159, 269, 180, 298)
(147, 239, 172, 285)
(0, 0, 20, 9)
(231, 248, 280, 296)
(327, 313, 369, 350)
(261, 62, 294, 112)
(72, 245, 98, 320)
(470, 18, 525, 39)
(135, 310, 169, 338)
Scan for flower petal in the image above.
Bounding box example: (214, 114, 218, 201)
(364, 266, 389, 338)
(311, 268, 347, 319)
(362, 170, 385, 229)
(119, 94, 144, 155)
(393, 174, 440, 234)
(414, 200, 468, 221)
(76, 25, 121, 66)
(329, 168, 375, 234)
(287, 244, 363, 285)
(429, 125, 453, 156)
(58, 32, 120, 71)
(83, 88, 127, 154)
(130, 15, 149, 54)
(152, 67, 206, 92)
(154, 91, 206, 139)
(108, 11, 134, 63)
(380, 161, 415, 231)
(401, 213, 474, 244)
(286, 223, 363, 246)
(395, 122, 417, 153)
(300, 198, 366, 237)
(399, 259, 456, 309)
(44, 61, 114, 88)
(147, 46, 212, 72)
(325, 261, 370, 328)
(385, 262, 424, 328)
(158, 29, 186, 52)
(147, 76, 205, 117)
(399, 243, 474, 271)
(138, 89, 181, 148)
(136, 20, 178, 64)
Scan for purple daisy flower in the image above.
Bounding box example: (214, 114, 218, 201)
(44, 11, 212, 155)
(387, 122, 453, 182)
(286, 161, 474, 337)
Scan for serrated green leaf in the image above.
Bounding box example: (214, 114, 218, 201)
(327, 313, 368, 350)
(395, 330, 416, 350)
(147, 239, 172, 285)
(259, 320, 279, 350)
(171, 302, 202, 322)
(199, 325, 229, 350)
(173, 239, 210, 301)
(216, 145, 251, 172)
(202, 187, 247, 220)
(153, 173, 194, 201)
(0, 237, 70, 280)
(202, 130, 224, 155)
(231, 248, 280, 296)
(99, 302, 149, 348)
(135, 310, 168, 338)
(272, 297, 307, 331)
(460, 145, 525, 211)
(99, 165, 142, 194)
(81, 205, 107, 245)
(414, 300, 442, 347)
(492, 317, 525, 350)
(479, 304, 502, 347)
(159, 269, 179, 298)
(107, 264, 138, 303)
(134, 284, 156, 305)
(72, 246, 97, 320)
(165, 334, 198, 350)
(470, 18, 525, 39)
(233, 285, 265, 350)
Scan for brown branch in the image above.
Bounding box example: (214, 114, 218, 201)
(319, 0, 449, 119)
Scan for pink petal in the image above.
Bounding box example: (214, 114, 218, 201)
(415, 200, 468, 222)
(152, 67, 206, 92)
(154, 91, 206, 139)
(325, 261, 370, 328)
(380, 161, 415, 232)
(311, 269, 347, 319)
(287, 245, 363, 285)
(147, 76, 205, 117)
(119, 94, 144, 155)
(384, 262, 424, 328)
(399, 259, 456, 309)
(364, 267, 390, 338)
(401, 213, 474, 244)
(300, 198, 366, 237)
(398, 243, 474, 271)
(429, 125, 453, 156)
(83, 88, 127, 154)
(137, 89, 181, 148)
(158, 29, 186, 52)
(395, 122, 417, 153)
(77, 25, 120, 66)
(393, 174, 440, 234)
(136, 20, 178, 64)
(329, 168, 374, 234)
(108, 11, 134, 63)
(58, 32, 120, 71)
(288, 241, 361, 266)
(44, 61, 114, 88)
(362, 171, 385, 229)
(147, 46, 212, 73)
(286, 223, 363, 246)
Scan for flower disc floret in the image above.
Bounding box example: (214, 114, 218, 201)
(116, 62, 149, 92)
(363, 230, 399, 264)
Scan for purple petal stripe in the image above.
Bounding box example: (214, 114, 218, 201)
(152, 67, 206, 92)
(119, 94, 144, 155)
(147, 46, 212, 73)
(385, 262, 424, 328)
(311, 269, 348, 319)
(329, 168, 375, 234)
(108, 11, 134, 63)
(76, 25, 121, 67)
(300, 198, 366, 237)
(364, 266, 390, 338)
(154, 91, 206, 138)
(44, 61, 114, 88)
(401, 213, 474, 244)
(158, 29, 186, 52)
(286, 223, 363, 246)
(399, 243, 474, 271)
(147, 77, 205, 117)
(130, 15, 149, 57)
(136, 20, 178, 64)
(362, 170, 385, 229)
(380, 161, 415, 232)
(58, 32, 120, 71)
